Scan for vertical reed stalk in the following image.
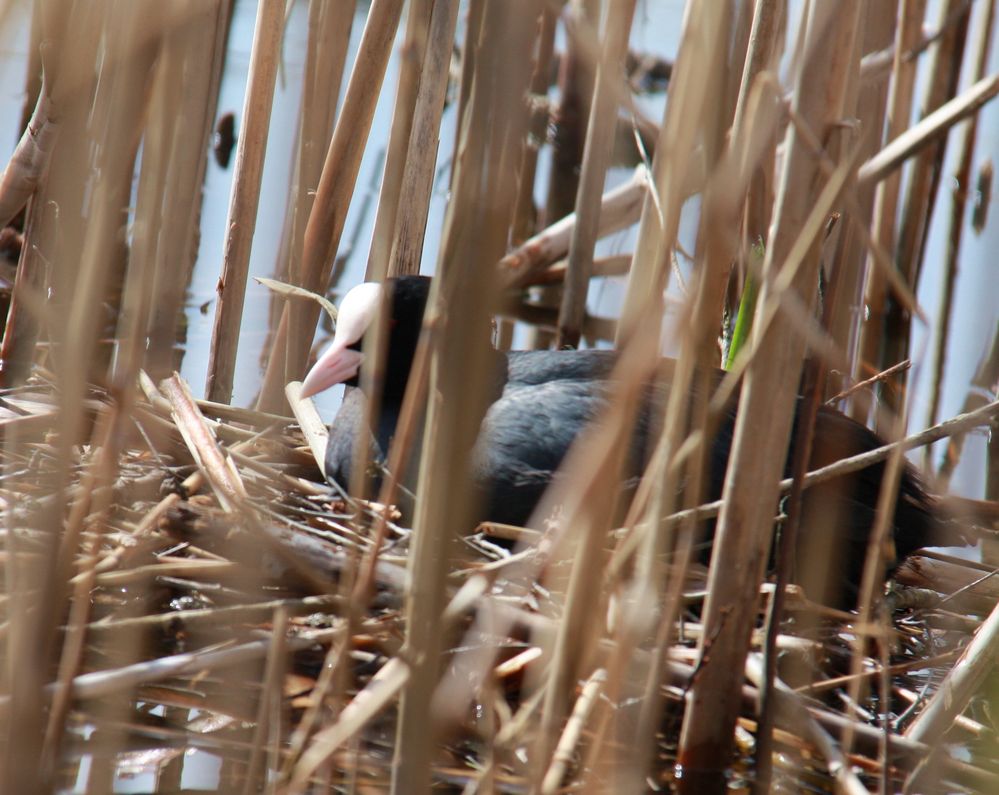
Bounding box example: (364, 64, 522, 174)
(677, 5, 862, 787)
(256, 0, 404, 409)
(544, 0, 599, 226)
(205, 0, 284, 404)
(857, 0, 925, 421)
(879, 0, 970, 417)
(387, 0, 462, 277)
(512, 7, 557, 242)
(924, 0, 996, 445)
(555, 0, 636, 348)
(131, 0, 233, 382)
(259, 0, 353, 411)
(367, 0, 432, 281)
(392, 3, 538, 790)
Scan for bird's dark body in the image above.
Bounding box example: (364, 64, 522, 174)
(321, 276, 958, 606)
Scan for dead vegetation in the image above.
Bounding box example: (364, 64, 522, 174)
(0, 0, 997, 793)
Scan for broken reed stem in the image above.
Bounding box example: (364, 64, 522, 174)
(500, 164, 648, 288)
(205, 0, 283, 405)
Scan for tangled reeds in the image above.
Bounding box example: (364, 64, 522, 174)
(0, 0, 997, 792)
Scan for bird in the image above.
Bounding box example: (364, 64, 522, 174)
(300, 275, 965, 607)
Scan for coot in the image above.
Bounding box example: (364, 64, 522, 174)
(301, 275, 962, 604)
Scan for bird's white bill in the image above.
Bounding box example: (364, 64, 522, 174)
(299, 281, 383, 398)
(300, 341, 363, 397)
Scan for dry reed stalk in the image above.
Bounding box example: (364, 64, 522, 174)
(0, 627, 343, 710)
(544, 0, 598, 228)
(677, 4, 862, 786)
(528, 252, 631, 284)
(881, 0, 972, 418)
(857, 0, 925, 421)
(616, 0, 713, 342)
(823, 5, 897, 401)
(392, 2, 538, 789)
(290, 658, 410, 790)
(158, 374, 336, 597)
(650, 10, 785, 789)
(0, 114, 57, 383)
(924, 0, 996, 443)
(261, 0, 352, 407)
(241, 606, 288, 795)
(205, 0, 284, 404)
(512, 7, 557, 242)
(540, 666, 606, 793)
(82, 594, 347, 637)
(530, 313, 662, 787)
(527, 0, 600, 352)
(17, 5, 161, 789)
(13, 0, 43, 132)
(620, 9, 751, 788)
(387, 0, 461, 277)
(733, 0, 784, 247)
(447, 0, 485, 186)
(555, 0, 636, 348)
(671, 655, 999, 792)
(256, 0, 404, 412)
(367, 0, 432, 281)
(0, 1, 83, 389)
(44, 404, 132, 782)
(144, 0, 232, 380)
(840, 406, 911, 768)
(121, 1, 230, 386)
(285, 380, 329, 477)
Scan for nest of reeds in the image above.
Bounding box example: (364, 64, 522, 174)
(0, 0, 998, 793)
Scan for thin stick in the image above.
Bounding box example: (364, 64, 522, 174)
(540, 668, 606, 794)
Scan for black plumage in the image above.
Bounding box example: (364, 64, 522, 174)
(304, 275, 962, 605)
